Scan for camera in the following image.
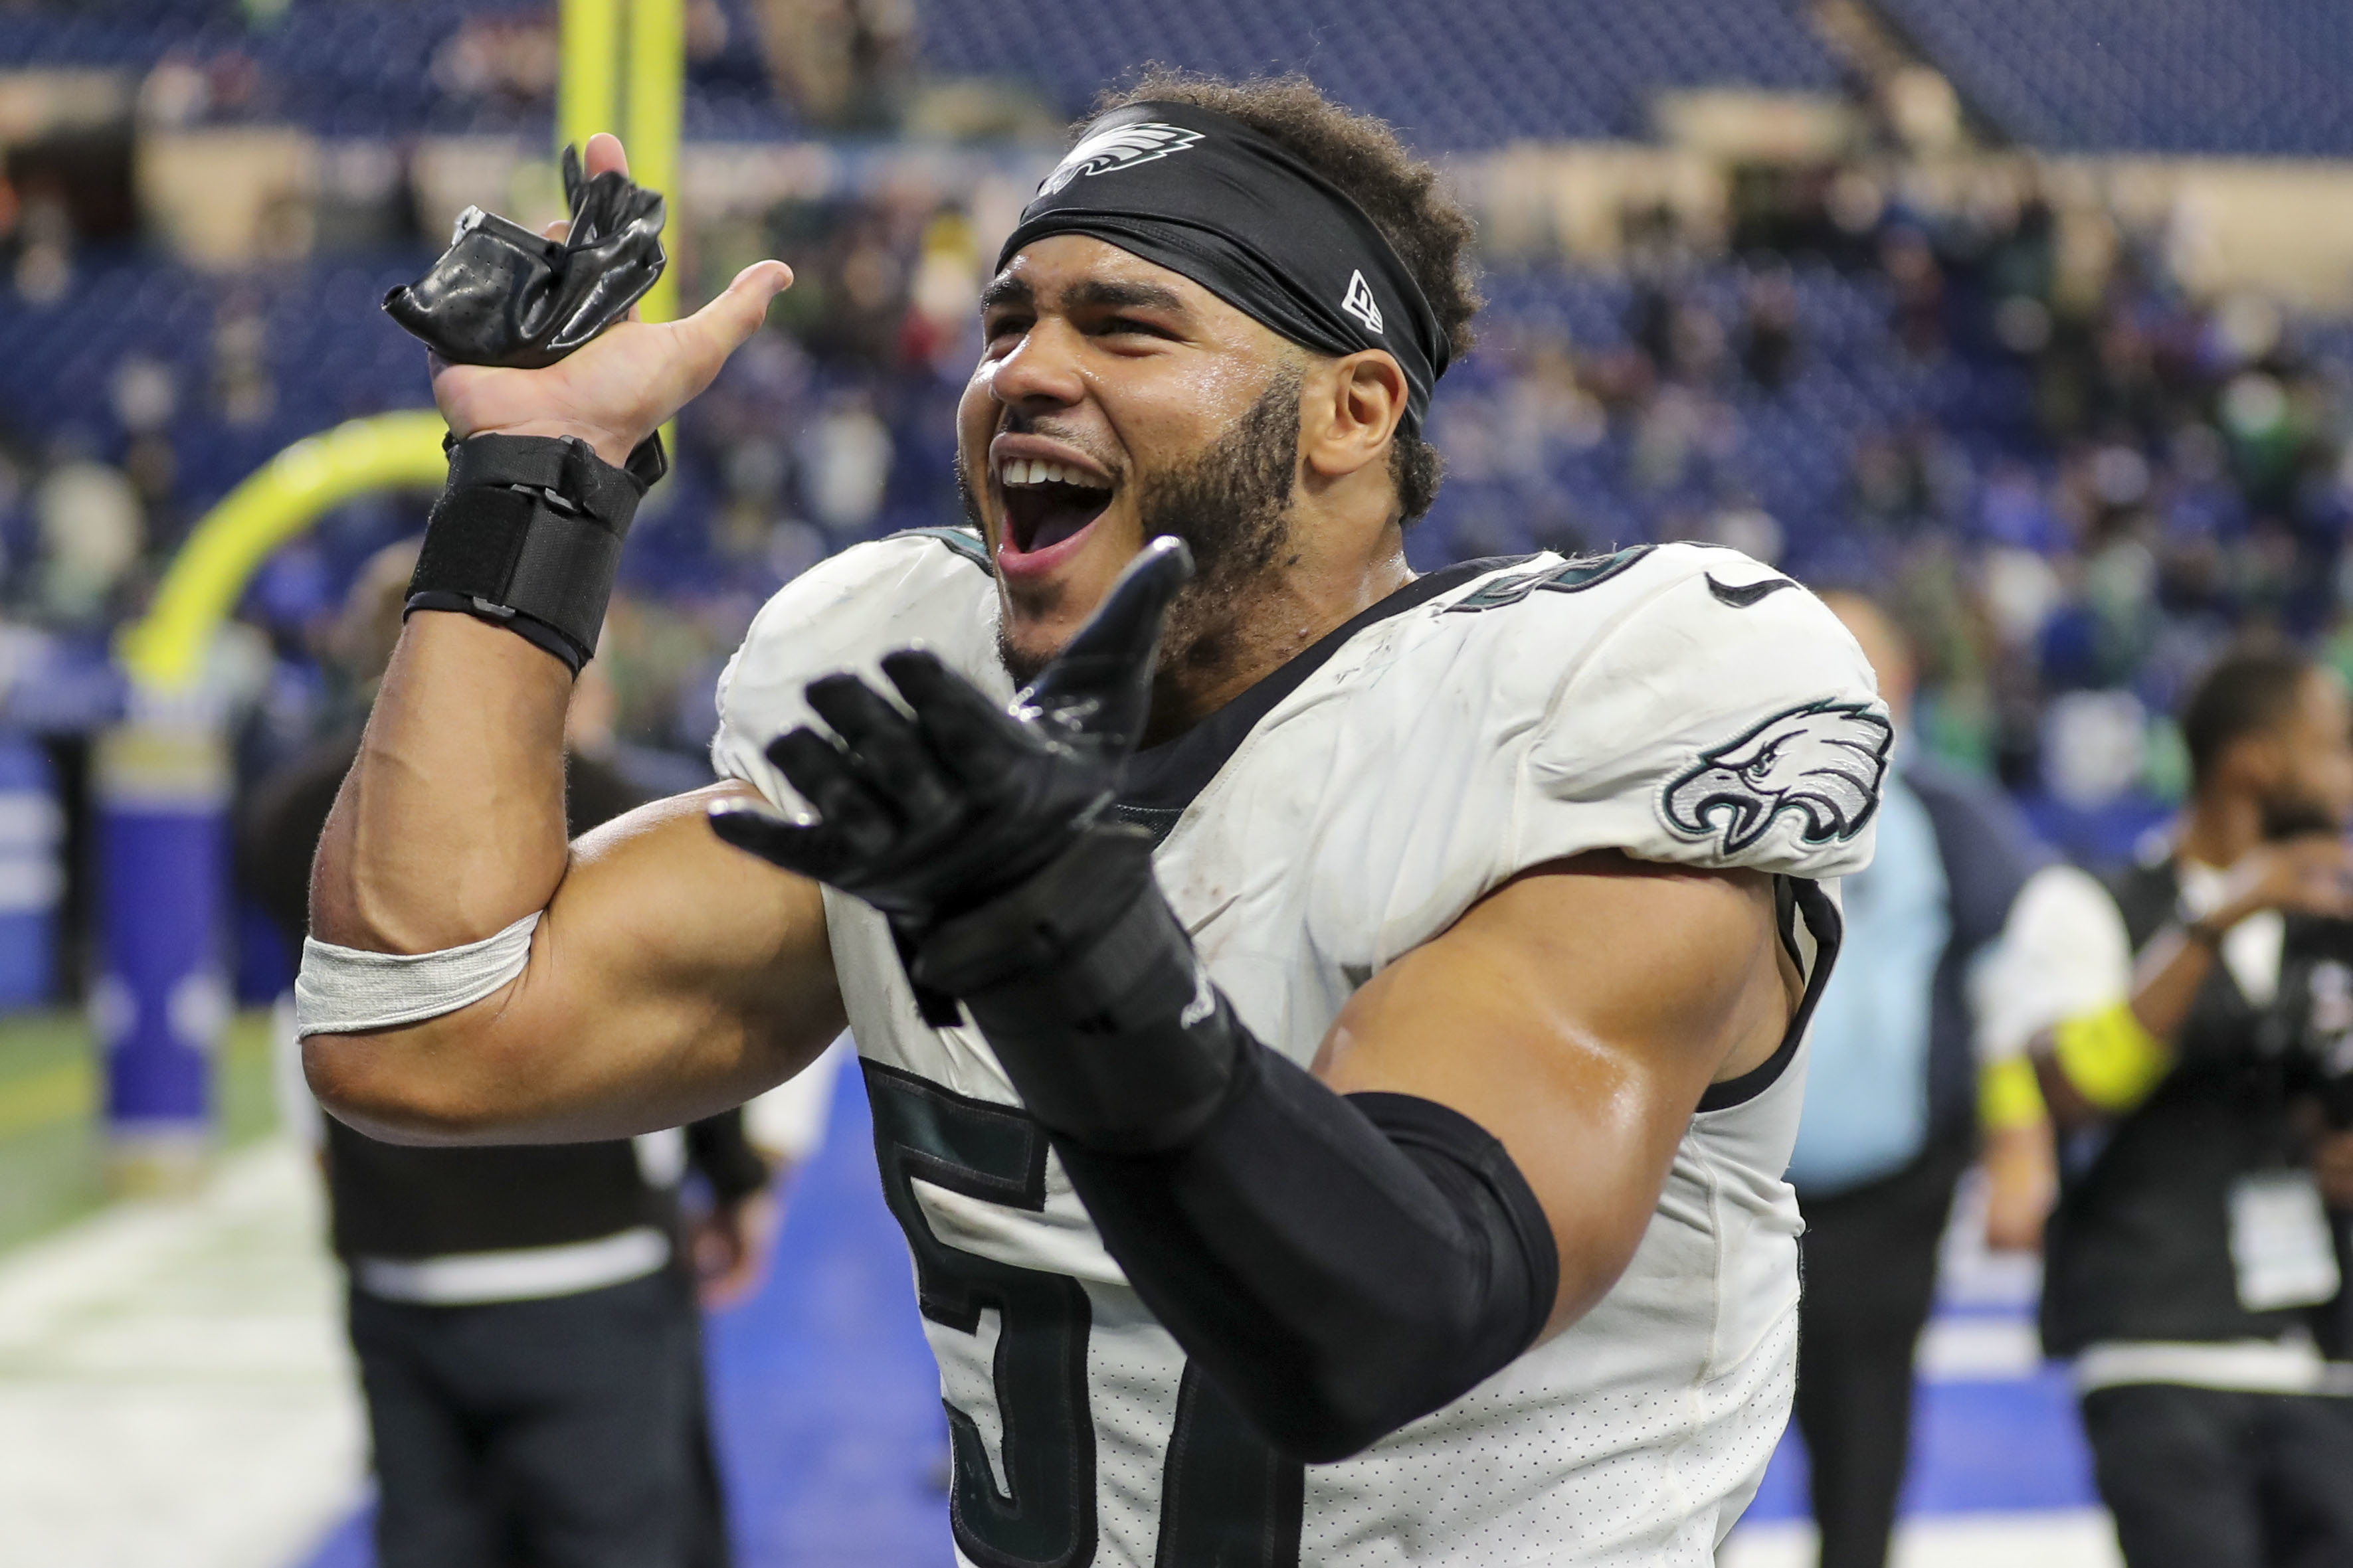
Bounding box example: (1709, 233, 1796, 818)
(2269, 916, 2353, 1128)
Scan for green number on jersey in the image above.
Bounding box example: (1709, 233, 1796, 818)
(865, 1061, 1303, 1568)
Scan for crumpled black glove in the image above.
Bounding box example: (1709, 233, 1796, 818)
(383, 143, 666, 369)
(707, 537, 1192, 930)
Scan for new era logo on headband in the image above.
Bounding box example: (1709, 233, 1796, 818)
(1039, 122, 1204, 197)
(1340, 270, 1385, 335)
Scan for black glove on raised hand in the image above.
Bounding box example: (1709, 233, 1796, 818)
(383, 143, 666, 369)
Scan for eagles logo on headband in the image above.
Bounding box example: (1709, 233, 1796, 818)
(1038, 120, 1204, 196)
(998, 102, 1453, 433)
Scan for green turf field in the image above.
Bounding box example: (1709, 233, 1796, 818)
(0, 1009, 278, 1253)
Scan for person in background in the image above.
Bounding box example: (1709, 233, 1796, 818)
(1786, 591, 2049, 1568)
(1980, 644, 2353, 1568)
(1973, 859, 2123, 1253)
(238, 541, 780, 1568)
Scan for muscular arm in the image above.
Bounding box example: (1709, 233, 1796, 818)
(1010, 847, 1798, 1459)
(302, 132, 829, 1142)
(1315, 851, 1798, 1335)
(304, 612, 844, 1144)
(711, 552, 1824, 1458)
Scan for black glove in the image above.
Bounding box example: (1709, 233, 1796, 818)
(713, 537, 1560, 1456)
(383, 143, 666, 369)
(713, 536, 1237, 1150)
(707, 536, 1191, 930)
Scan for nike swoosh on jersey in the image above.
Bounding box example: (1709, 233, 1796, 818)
(1706, 573, 1798, 608)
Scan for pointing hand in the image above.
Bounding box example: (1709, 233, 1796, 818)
(708, 537, 1194, 926)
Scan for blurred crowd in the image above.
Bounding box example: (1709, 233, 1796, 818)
(5, 109, 2353, 863)
(1, 9, 2353, 1567)
(1427, 158, 2353, 869)
(7, 135, 2353, 993)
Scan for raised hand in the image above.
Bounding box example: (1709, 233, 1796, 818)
(2212, 834, 2353, 927)
(708, 537, 1194, 924)
(427, 133, 793, 468)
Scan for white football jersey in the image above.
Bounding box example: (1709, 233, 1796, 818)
(713, 529, 1887, 1567)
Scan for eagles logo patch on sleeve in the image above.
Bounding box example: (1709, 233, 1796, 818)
(1659, 700, 1892, 855)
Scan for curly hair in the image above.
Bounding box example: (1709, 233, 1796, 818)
(1088, 69, 1481, 525)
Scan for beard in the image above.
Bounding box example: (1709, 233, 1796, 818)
(2259, 791, 2342, 841)
(979, 367, 1302, 689)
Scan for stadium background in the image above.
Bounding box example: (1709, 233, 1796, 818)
(4, 1, 2353, 1563)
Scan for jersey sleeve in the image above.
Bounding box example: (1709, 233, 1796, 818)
(1511, 549, 1890, 881)
(711, 531, 1008, 814)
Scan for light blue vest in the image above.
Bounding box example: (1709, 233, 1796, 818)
(1786, 772, 1950, 1196)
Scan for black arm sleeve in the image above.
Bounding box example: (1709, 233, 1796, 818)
(914, 830, 1560, 1462)
(1059, 1049, 1558, 1462)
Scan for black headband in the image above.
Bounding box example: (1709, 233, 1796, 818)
(996, 101, 1452, 433)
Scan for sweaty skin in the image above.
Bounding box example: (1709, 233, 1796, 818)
(969, 234, 1416, 735)
(306, 133, 1800, 1344)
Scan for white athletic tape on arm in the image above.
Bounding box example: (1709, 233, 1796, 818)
(296, 911, 541, 1037)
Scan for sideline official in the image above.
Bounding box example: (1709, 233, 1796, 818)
(1991, 646, 2353, 1568)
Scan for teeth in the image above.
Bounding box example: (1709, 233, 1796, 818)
(998, 457, 1105, 489)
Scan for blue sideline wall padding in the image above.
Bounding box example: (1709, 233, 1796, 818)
(0, 732, 62, 1010)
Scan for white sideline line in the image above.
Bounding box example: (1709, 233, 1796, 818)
(0, 1138, 364, 1568)
(1725, 1510, 2122, 1568)
(1916, 1312, 2047, 1380)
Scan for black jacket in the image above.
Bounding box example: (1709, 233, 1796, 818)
(2040, 855, 2344, 1354)
(1907, 758, 2050, 1147)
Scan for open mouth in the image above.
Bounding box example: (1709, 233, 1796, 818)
(997, 456, 1115, 560)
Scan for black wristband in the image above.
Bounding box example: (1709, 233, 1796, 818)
(405, 430, 664, 672)
(2172, 896, 2230, 949)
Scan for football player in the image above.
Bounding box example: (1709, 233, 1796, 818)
(304, 74, 1885, 1565)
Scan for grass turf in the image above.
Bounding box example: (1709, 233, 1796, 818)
(0, 1009, 278, 1253)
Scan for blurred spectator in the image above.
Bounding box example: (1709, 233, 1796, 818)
(238, 543, 779, 1568)
(1986, 644, 2353, 1567)
(1740, 267, 1801, 391)
(32, 456, 141, 626)
(430, 14, 561, 108)
(214, 292, 276, 428)
(1972, 857, 2132, 1252)
(1786, 591, 2047, 1568)
(797, 389, 894, 535)
(750, 0, 916, 130)
(1881, 228, 1944, 359)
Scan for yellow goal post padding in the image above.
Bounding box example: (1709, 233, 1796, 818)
(120, 0, 688, 695)
(117, 409, 448, 693)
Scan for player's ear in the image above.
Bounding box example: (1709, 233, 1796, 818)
(1301, 350, 1407, 482)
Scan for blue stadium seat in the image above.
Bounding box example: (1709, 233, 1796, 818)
(0, 0, 799, 139)
(1881, 0, 2353, 155)
(911, 0, 1841, 146)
